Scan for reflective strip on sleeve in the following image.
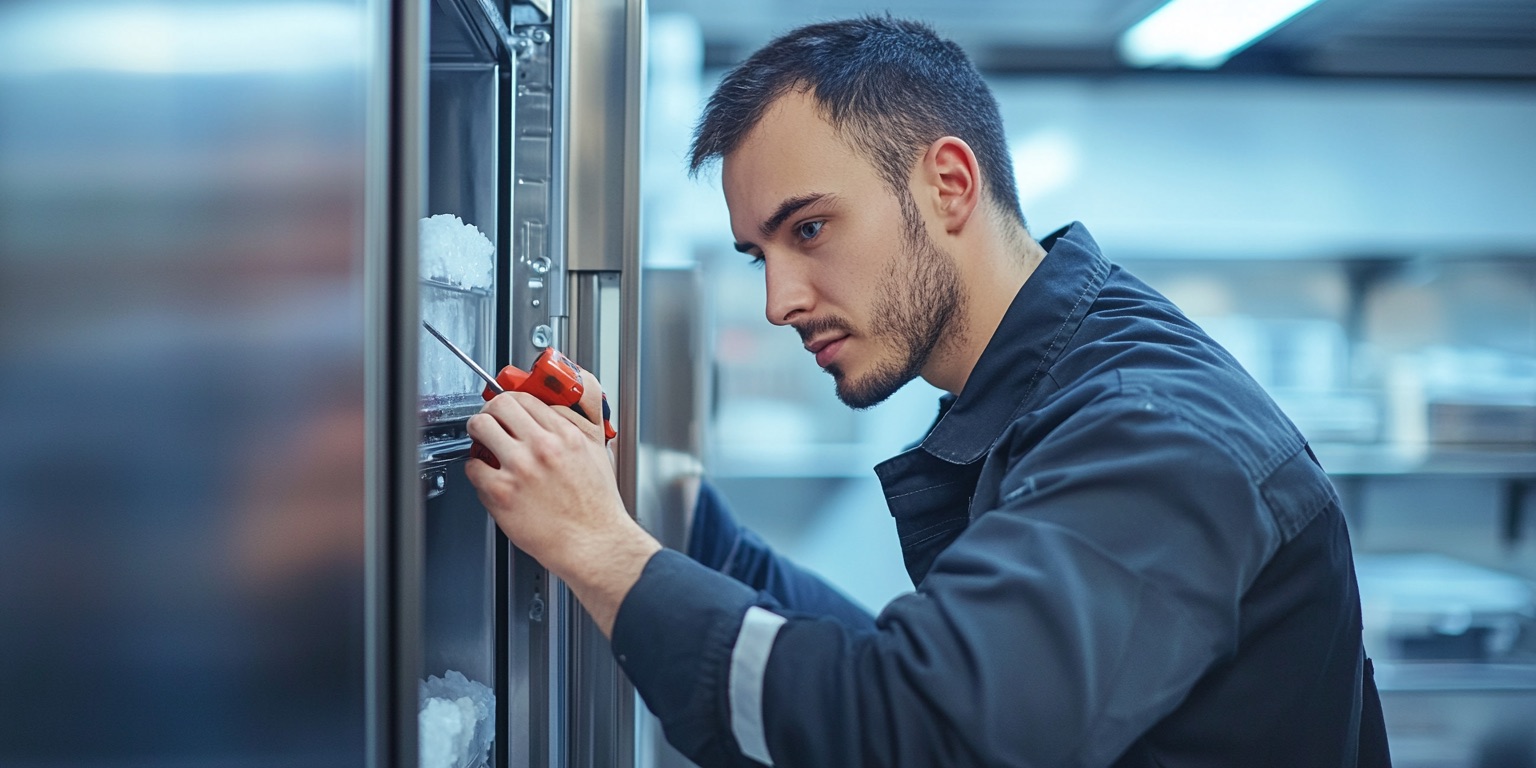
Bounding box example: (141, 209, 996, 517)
(729, 606, 788, 766)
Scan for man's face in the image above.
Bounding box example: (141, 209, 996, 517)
(721, 91, 965, 408)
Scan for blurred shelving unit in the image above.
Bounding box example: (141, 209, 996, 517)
(1315, 444, 1536, 478)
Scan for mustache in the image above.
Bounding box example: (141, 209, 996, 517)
(793, 316, 854, 345)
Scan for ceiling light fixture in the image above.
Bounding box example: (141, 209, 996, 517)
(1119, 0, 1325, 69)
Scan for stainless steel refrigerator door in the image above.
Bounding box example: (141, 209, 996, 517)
(0, 1, 389, 765)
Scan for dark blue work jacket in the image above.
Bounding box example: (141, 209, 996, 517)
(613, 223, 1391, 767)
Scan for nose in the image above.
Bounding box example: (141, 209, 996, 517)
(763, 255, 813, 327)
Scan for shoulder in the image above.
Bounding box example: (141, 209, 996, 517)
(1034, 273, 1308, 485)
(997, 376, 1253, 476)
(987, 370, 1333, 550)
(1001, 358, 1307, 481)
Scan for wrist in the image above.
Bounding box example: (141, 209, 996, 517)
(555, 517, 662, 637)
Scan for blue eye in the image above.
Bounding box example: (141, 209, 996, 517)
(796, 220, 824, 241)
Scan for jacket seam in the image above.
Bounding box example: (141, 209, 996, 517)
(899, 515, 970, 541)
(901, 518, 969, 548)
(887, 478, 965, 502)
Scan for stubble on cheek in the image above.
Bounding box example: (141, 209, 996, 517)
(829, 231, 966, 409)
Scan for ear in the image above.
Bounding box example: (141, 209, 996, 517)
(917, 136, 981, 234)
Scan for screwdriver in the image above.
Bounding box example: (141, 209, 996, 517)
(423, 321, 616, 442)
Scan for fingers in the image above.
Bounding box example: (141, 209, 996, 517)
(576, 367, 605, 428)
(465, 393, 542, 469)
(471, 370, 606, 457)
(484, 390, 568, 436)
(469, 390, 590, 470)
(465, 408, 517, 472)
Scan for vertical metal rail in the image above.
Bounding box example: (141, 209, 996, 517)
(495, 27, 515, 768)
(368, 0, 426, 766)
(507, 7, 564, 767)
(565, 272, 631, 768)
(561, 0, 645, 764)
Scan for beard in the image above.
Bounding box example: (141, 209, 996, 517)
(819, 197, 966, 409)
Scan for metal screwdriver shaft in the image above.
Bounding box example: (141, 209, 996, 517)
(423, 321, 504, 394)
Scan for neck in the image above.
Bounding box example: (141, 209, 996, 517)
(924, 220, 1046, 396)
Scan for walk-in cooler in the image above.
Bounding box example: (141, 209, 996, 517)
(0, 0, 666, 766)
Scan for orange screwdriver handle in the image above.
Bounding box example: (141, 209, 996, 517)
(479, 347, 617, 440)
(483, 347, 584, 407)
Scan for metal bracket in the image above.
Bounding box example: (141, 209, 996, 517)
(509, 0, 551, 26)
(508, 19, 565, 369)
(421, 467, 449, 500)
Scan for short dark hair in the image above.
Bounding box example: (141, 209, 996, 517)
(689, 16, 1026, 228)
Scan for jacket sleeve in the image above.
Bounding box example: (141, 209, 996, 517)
(613, 394, 1282, 768)
(688, 480, 876, 632)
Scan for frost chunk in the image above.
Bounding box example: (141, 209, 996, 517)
(419, 670, 496, 768)
(419, 214, 494, 290)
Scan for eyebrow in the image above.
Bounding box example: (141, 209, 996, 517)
(732, 192, 833, 254)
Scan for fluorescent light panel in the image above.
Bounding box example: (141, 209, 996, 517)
(0, 4, 364, 75)
(1119, 0, 1325, 69)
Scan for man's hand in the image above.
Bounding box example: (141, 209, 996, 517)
(465, 369, 660, 636)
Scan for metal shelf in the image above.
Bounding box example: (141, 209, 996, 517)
(1314, 443, 1536, 477)
(1374, 660, 1536, 693)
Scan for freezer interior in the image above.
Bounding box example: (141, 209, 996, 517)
(417, 1, 508, 767)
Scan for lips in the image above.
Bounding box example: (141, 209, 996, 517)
(806, 334, 849, 368)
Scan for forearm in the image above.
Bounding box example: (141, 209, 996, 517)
(551, 516, 663, 637)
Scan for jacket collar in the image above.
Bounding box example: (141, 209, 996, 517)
(916, 221, 1110, 465)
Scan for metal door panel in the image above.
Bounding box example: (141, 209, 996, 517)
(0, 1, 384, 765)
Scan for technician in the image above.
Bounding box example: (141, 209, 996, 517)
(465, 16, 1391, 767)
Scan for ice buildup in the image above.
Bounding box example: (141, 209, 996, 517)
(418, 670, 496, 768)
(419, 214, 495, 402)
(419, 214, 494, 289)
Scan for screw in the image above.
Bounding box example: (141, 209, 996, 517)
(531, 324, 552, 348)
(529, 594, 545, 622)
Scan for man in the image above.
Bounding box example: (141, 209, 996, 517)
(466, 16, 1391, 768)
